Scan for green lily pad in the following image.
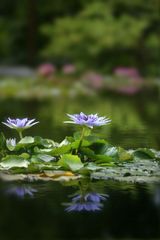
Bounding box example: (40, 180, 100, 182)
(19, 136, 35, 144)
(0, 155, 29, 170)
(58, 154, 84, 171)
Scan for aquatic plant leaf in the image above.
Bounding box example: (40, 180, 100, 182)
(91, 159, 160, 183)
(19, 136, 35, 144)
(58, 154, 84, 171)
(51, 144, 71, 155)
(37, 138, 57, 148)
(151, 149, 160, 160)
(94, 154, 113, 163)
(32, 154, 55, 162)
(80, 147, 95, 158)
(133, 148, 155, 160)
(93, 144, 119, 161)
(71, 139, 91, 149)
(19, 153, 30, 159)
(118, 147, 133, 161)
(90, 141, 115, 154)
(27, 162, 60, 172)
(40, 170, 75, 178)
(85, 162, 103, 171)
(0, 155, 29, 170)
(59, 138, 70, 147)
(33, 146, 52, 154)
(66, 136, 75, 143)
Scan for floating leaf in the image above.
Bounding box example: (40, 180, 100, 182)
(40, 170, 75, 178)
(85, 162, 103, 171)
(133, 148, 155, 160)
(91, 159, 160, 183)
(151, 149, 160, 160)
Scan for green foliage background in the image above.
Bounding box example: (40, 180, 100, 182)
(0, 0, 159, 75)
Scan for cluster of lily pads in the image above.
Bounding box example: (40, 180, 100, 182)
(0, 113, 159, 179)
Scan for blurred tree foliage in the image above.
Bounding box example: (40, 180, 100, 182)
(0, 0, 159, 75)
(41, 0, 160, 75)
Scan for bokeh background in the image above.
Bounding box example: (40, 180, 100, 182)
(0, 0, 159, 74)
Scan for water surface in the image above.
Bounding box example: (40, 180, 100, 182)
(0, 179, 160, 240)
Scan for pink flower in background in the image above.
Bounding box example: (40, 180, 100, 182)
(62, 64, 76, 74)
(37, 63, 56, 78)
(117, 87, 140, 95)
(114, 67, 143, 81)
(113, 67, 143, 95)
(84, 71, 104, 89)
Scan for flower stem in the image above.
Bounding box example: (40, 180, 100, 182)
(77, 127, 86, 153)
(18, 131, 23, 139)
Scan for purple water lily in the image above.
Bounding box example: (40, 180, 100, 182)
(65, 192, 109, 212)
(64, 112, 111, 128)
(2, 118, 39, 138)
(2, 118, 39, 130)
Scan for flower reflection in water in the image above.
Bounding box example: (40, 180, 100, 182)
(65, 192, 109, 212)
(5, 185, 37, 199)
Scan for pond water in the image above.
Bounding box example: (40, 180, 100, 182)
(0, 179, 160, 240)
(0, 89, 160, 239)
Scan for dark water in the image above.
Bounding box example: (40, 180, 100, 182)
(0, 90, 160, 239)
(0, 179, 160, 240)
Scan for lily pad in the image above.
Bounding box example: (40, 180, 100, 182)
(0, 155, 30, 170)
(58, 154, 84, 171)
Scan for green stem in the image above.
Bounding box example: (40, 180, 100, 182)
(18, 131, 23, 139)
(77, 127, 86, 153)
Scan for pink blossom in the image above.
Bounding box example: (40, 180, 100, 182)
(37, 63, 56, 77)
(84, 71, 104, 89)
(114, 67, 140, 79)
(117, 86, 140, 95)
(62, 64, 76, 74)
